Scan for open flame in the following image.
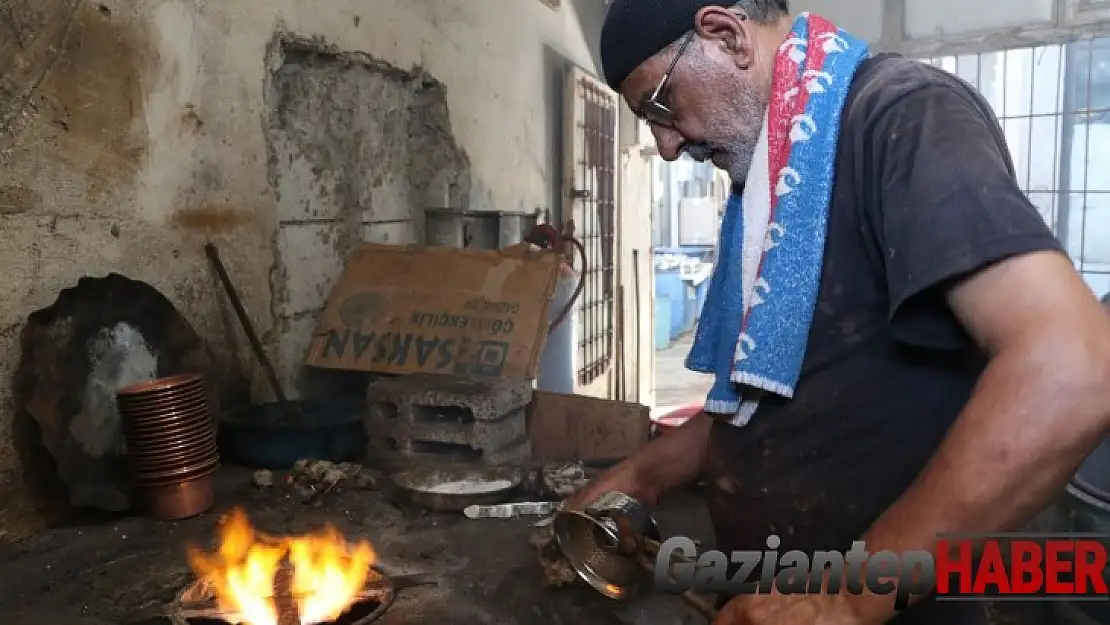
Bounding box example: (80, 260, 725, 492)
(187, 508, 377, 625)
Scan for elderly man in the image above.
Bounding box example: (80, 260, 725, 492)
(567, 1, 1110, 624)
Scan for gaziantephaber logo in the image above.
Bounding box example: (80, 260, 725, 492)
(935, 533, 1108, 600)
(654, 533, 1110, 608)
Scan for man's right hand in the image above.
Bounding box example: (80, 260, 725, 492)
(563, 412, 714, 511)
(563, 461, 643, 511)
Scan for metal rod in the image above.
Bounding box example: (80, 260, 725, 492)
(615, 284, 624, 400)
(632, 543, 716, 621)
(204, 242, 288, 403)
(608, 513, 716, 621)
(632, 248, 641, 403)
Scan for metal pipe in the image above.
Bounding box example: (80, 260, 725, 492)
(205, 242, 287, 403)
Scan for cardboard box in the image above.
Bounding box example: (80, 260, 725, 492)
(527, 391, 652, 463)
(306, 243, 561, 379)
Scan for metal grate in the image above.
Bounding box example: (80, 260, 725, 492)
(921, 37, 1110, 298)
(575, 78, 617, 386)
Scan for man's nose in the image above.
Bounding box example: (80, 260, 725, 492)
(650, 125, 684, 161)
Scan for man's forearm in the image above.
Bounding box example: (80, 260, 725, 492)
(862, 339, 1110, 566)
(842, 341, 1110, 622)
(628, 413, 713, 504)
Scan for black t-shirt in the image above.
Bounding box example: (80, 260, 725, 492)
(702, 53, 1064, 619)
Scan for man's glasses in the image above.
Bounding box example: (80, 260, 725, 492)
(638, 31, 694, 128)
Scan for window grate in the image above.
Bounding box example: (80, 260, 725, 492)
(575, 78, 616, 386)
(921, 38, 1110, 298)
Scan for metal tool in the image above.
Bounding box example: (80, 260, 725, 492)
(552, 491, 662, 600)
(608, 512, 718, 622)
(464, 501, 561, 519)
(550, 491, 716, 621)
(205, 242, 286, 403)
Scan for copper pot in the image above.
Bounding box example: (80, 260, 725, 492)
(141, 468, 217, 521)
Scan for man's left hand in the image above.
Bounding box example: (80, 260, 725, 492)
(712, 592, 889, 625)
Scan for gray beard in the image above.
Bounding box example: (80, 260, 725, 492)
(728, 149, 755, 185)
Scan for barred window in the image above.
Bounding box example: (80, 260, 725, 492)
(920, 37, 1110, 297)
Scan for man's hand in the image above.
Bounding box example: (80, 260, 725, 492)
(564, 413, 713, 510)
(712, 592, 888, 625)
(564, 461, 641, 510)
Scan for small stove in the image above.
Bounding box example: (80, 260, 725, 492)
(169, 573, 393, 625)
(157, 508, 435, 625)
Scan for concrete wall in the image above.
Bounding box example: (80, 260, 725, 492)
(0, 0, 603, 542)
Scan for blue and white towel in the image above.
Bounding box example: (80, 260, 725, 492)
(685, 13, 870, 426)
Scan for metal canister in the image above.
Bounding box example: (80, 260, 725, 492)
(552, 491, 662, 599)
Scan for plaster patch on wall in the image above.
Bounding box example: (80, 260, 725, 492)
(262, 33, 471, 392)
(71, 322, 158, 458)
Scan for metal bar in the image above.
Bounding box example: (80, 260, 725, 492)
(1058, 40, 1081, 253)
(1079, 39, 1094, 274)
(1049, 44, 1064, 230)
(1024, 48, 1036, 196)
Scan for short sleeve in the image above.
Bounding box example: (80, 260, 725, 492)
(869, 82, 1065, 349)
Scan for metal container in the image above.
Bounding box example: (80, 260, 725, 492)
(423, 208, 541, 249)
(536, 268, 578, 393)
(463, 212, 500, 250)
(390, 465, 522, 512)
(424, 208, 466, 247)
(218, 399, 365, 469)
(498, 210, 540, 247)
(553, 491, 661, 599)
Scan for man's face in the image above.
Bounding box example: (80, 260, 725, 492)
(619, 12, 769, 183)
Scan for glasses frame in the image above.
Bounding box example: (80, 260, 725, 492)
(639, 31, 695, 128)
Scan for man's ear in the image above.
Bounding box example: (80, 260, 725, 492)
(693, 6, 753, 69)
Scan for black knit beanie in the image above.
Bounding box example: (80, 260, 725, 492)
(600, 0, 735, 90)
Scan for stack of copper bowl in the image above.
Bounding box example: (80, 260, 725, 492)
(116, 373, 218, 521)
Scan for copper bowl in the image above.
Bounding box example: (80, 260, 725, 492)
(140, 468, 217, 521)
(117, 373, 203, 397)
(126, 430, 212, 450)
(137, 460, 220, 486)
(129, 444, 218, 472)
(117, 374, 220, 518)
(124, 414, 212, 438)
(135, 457, 220, 483)
(119, 395, 209, 418)
(117, 381, 205, 401)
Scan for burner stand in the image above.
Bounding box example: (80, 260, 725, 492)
(166, 570, 395, 625)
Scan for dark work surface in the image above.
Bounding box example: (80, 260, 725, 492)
(0, 468, 712, 625)
(0, 467, 1093, 625)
